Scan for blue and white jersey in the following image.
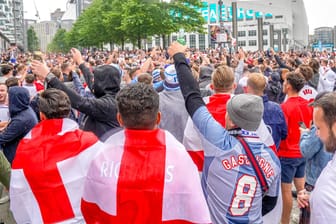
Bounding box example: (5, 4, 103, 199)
(193, 106, 281, 224)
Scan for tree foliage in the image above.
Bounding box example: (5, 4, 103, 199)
(66, 0, 205, 49)
(47, 29, 70, 53)
(27, 26, 39, 52)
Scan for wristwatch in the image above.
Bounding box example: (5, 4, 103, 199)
(45, 72, 56, 83)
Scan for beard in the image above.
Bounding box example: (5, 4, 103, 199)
(325, 129, 336, 153)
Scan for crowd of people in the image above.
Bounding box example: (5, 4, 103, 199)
(0, 42, 334, 223)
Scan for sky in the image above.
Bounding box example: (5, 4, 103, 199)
(23, 0, 336, 34)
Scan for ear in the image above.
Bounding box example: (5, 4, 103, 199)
(117, 112, 124, 127)
(156, 112, 161, 126)
(210, 83, 214, 90)
(332, 122, 336, 137)
(40, 112, 47, 121)
(232, 82, 237, 90)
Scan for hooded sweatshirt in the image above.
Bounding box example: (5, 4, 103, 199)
(48, 64, 121, 138)
(0, 87, 37, 163)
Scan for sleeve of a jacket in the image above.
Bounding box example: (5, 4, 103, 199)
(47, 77, 106, 119)
(234, 59, 244, 82)
(0, 151, 10, 189)
(274, 55, 292, 71)
(72, 72, 86, 96)
(173, 53, 205, 117)
(79, 63, 94, 92)
(0, 119, 29, 144)
(300, 127, 322, 160)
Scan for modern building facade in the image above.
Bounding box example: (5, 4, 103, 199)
(0, 0, 24, 46)
(311, 27, 334, 51)
(147, 0, 309, 52)
(30, 21, 58, 52)
(68, 0, 93, 18)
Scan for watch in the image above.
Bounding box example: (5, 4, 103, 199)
(45, 72, 56, 83)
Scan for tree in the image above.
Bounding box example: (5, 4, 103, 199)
(27, 26, 39, 52)
(68, 0, 206, 49)
(47, 29, 70, 53)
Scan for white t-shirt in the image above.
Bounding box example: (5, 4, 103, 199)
(310, 153, 336, 223)
(318, 68, 336, 93)
(0, 104, 9, 122)
(299, 85, 318, 102)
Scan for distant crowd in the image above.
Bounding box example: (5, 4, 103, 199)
(0, 43, 335, 223)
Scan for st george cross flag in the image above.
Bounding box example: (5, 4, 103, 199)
(81, 128, 211, 223)
(183, 118, 276, 172)
(10, 118, 104, 224)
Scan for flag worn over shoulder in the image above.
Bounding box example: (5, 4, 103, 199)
(81, 129, 211, 223)
(10, 118, 103, 224)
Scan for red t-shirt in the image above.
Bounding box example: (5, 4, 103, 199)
(278, 96, 313, 158)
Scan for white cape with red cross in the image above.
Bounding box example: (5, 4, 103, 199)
(10, 118, 103, 224)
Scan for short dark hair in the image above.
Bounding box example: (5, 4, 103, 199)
(286, 72, 305, 92)
(1, 64, 13, 75)
(298, 64, 314, 82)
(116, 83, 159, 129)
(5, 77, 19, 88)
(137, 73, 153, 85)
(25, 74, 35, 84)
(38, 89, 71, 119)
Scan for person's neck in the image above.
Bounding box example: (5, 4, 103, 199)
(287, 91, 298, 98)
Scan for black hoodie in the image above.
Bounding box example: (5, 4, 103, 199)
(48, 64, 121, 138)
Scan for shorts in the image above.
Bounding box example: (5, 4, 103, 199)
(280, 157, 306, 183)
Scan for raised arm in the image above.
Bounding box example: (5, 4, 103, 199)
(71, 48, 94, 92)
(167, 42, 205, 117)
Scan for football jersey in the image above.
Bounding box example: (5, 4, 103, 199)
(193, 106, 281, 224)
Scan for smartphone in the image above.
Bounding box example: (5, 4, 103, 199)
(298, 121, 307, 129)
(33, 51, 43, 62)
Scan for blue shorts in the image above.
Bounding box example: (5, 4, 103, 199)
(280, 157, 306, 183)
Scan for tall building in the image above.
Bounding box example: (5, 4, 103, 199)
(148, 0, 309, 51)
(30, 21, 58, 52)
(311, 27, 335, 51)
(68, 0, 93, 18)
(0, 0, 24, 45)
(50, 8, 65, 23)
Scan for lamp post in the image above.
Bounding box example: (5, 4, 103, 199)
(232, 1, 237, 52)
(218, 0, 224, 50)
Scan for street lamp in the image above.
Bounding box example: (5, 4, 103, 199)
(218, 0, 224, 50)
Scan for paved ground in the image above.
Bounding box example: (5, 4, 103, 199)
(291, 197, 300, 224)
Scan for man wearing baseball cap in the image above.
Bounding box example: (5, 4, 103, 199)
(168, 42, 281, 224)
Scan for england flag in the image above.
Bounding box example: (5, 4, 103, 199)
(10, 118, 103, 224)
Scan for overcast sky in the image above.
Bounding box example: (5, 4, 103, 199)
(23, 0, 335, 34)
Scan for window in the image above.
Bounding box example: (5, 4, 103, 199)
(263, 30, 268, 36)
(199, 34, 205, 50)
(249, 40, 257, 46)
(238, 31, 246, 37)
(263, 40, 268, 46)
(248, 30, 257, 36)
(189, 34, 196, 48)
(172, 35, 177, 42)
(275, 15, 283, 19)
(238, 41, 246, 47)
